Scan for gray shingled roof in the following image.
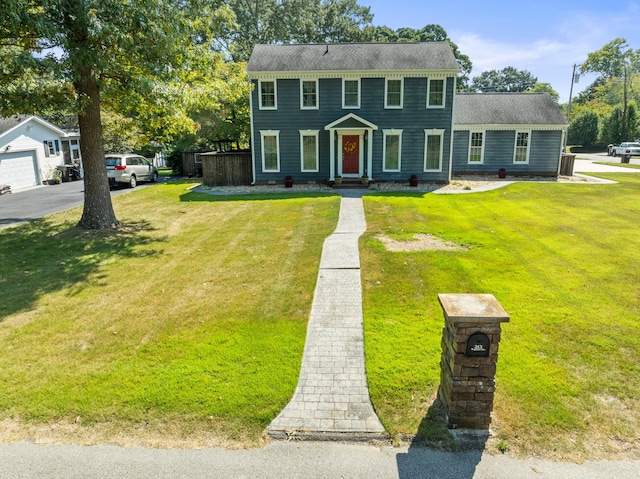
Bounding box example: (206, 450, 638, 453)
(454, 93, 567, 126)
(246, 42, 460, 74)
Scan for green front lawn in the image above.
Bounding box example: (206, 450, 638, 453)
(362, 174, 640, 459)
(0, 185, 339, 446)
(1, 175, 638, 459)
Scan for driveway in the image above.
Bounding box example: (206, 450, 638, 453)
(572, 151, 640, 173)
(0, 179, 161, 229)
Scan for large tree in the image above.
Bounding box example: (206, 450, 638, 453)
(471, 67, 537, 93)
(225, 0, 374, 62)
(362, 24, 472, 89)
(0, 0, 232, 229)
(581, 39, 639, 140)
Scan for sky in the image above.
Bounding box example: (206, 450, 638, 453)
(364, 0, 640, 103)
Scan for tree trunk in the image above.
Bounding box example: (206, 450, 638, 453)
(75, 71, 120, 229)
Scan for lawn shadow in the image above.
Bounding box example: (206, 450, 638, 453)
(395, 397, 486, 479)
(0, 218, 163, 320)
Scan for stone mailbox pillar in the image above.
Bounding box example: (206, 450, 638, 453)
(437, 294, 509, 429)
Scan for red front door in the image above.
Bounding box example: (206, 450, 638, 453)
(342, 135, 359, 174)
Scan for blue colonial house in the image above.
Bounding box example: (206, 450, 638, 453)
(246, 42, 567, 185)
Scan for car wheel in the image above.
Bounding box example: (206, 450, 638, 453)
(151, 171, 158, 183)
(129, 175, 137, 188)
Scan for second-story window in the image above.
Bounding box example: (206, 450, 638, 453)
(301, 80, 318, 109)
(385, 78, 403, 109)
(343, 79, 360, 108)
(427, 78, 445, 108)
(259, 80, 277, 110)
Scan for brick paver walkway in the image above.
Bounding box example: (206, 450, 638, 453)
(267, 196, 385, 440)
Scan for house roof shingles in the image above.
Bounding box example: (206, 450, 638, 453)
(454, 93, 567, 126)
(246, 42, 460, 75)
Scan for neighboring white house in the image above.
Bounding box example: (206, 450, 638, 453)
(0, 115, 83, 191)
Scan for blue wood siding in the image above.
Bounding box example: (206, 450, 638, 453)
(251, 76, 455, 182)
(452, 129, 562, 175)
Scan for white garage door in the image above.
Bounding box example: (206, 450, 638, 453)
(0, 151, 39, 190)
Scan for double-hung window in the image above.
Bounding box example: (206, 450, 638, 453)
(259, 80, 277, 110)
(383, 130, 402, 171)
(44, 140, 58, 157)
(427, 78, 445, 108)
(343, 79, 360, 108)
(469, 131, 485, 164)
(385, 78, 403, 109)
(424, 129, 445, 171)
(514, 131, 530, 163)
(260, 130, 280, 172)
(301, 80, 318, 109)
(300, 130, 319, 172)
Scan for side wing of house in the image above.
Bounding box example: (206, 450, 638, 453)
(452, 93, 567, 177)
(246, 43, 460, 184)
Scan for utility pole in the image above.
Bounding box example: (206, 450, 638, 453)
(564, 63, 581, 150)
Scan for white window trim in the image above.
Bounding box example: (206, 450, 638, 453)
(426, 78, 445, 108)
(300, 79, 319, 110)
(382, 129, 403, 172)
(300, 130, 320, 172)
(259, 79, 277, 110)
(260, 130, 280, 172)
(342, 78, 361, 109)
(514, 130, 531, 164)
(384, 78, 404, 109)
(424, 129, 445, 172)
(468, 130, 486, 164)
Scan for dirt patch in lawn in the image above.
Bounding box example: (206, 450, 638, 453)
(377, 234, 471, 252)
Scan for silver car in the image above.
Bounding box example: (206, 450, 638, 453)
(106, 154, 158, 188)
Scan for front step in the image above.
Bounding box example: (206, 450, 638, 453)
(332, 178, 369, 189)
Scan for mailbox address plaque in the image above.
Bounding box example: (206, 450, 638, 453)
(466, 332, 490, 357)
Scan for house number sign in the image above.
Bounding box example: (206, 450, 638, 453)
(466, 332, 490, 357)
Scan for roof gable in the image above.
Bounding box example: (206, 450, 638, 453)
(325, 113, 378, 131)
(454, 93, 567, 127)
(247, 42, 460, 76)
(0, 115, 69, 140)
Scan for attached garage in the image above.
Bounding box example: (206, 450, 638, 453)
(0, 151, 39, 190)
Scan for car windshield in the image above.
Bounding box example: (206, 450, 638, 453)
(105, 157, 122, 167)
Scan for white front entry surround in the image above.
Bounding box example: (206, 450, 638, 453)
(325, 114, 378, 181)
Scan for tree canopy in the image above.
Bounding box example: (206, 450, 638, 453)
(470, 67, 537, 93)
(362, 24, 472, 88)
(225, 0, 374, 62)
(0, 0, 236, 229)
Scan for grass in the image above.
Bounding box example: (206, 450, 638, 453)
(1, 175, 639, 459)
(361, 174, 640, 460)
(0, 183, 339, 446)
(593, 161, 640, 170)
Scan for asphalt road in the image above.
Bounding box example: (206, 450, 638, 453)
(0, 179, 159, 229)
(0, 440, 638, 479)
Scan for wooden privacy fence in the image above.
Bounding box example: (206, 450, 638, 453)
(201, 151, 252, 186)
